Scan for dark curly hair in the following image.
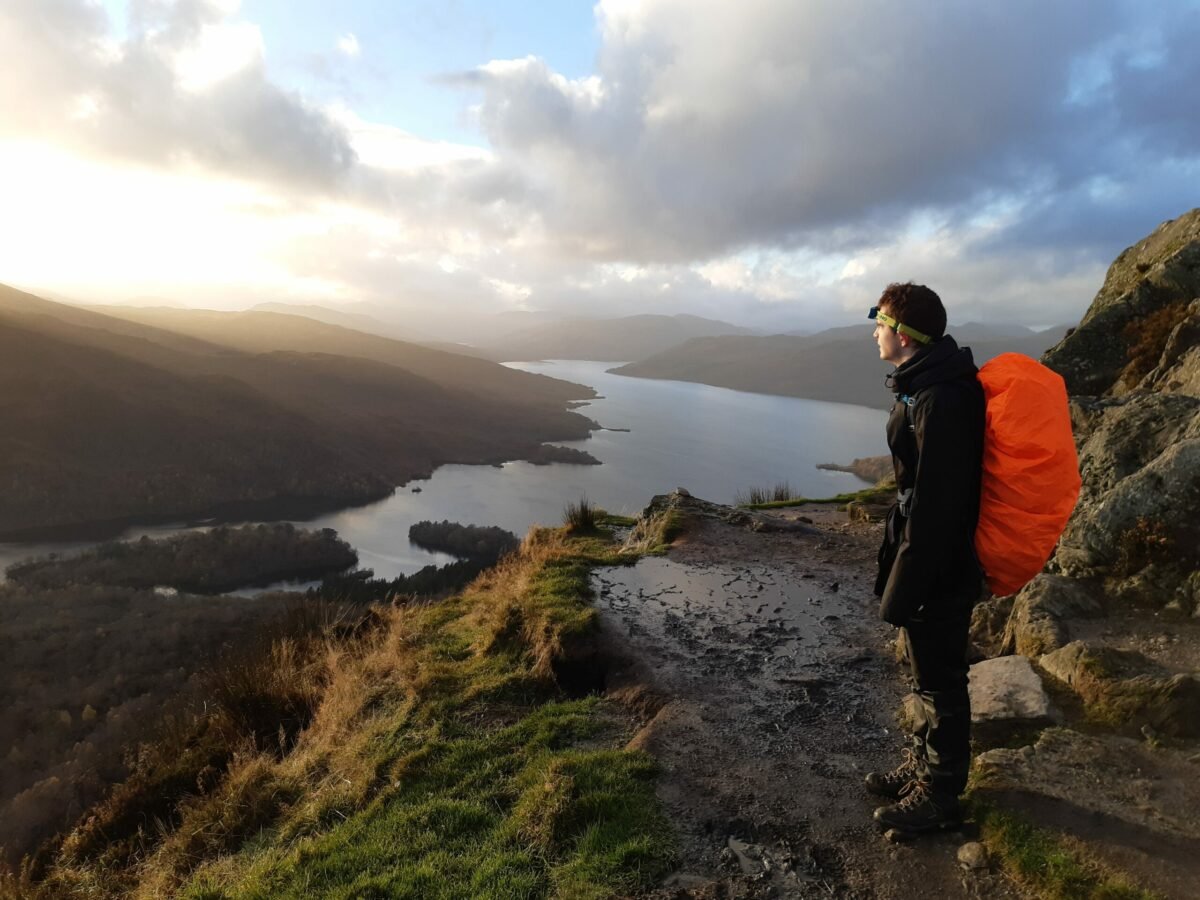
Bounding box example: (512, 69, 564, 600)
(877, 282, 946, 341)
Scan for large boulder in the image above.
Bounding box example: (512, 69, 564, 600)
(1000, 575, 1104, 658)
(1038, 641, 1200, 737)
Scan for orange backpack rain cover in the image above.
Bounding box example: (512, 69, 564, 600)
(975, 353, 1081, 597)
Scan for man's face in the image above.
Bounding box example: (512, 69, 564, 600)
(873, 304, 907, 364)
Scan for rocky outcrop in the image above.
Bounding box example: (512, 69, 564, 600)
(1038, 641, 1200, 737)
(1043, 210, 1200, 593)
(815, 455, 892, 484)
(621, 488, 817, 553)
(1043, 210, 1200, 398)
(974, 209, 1200, 750)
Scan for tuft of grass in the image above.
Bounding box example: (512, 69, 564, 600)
(970, 800, 1161, 900)
(563, 496, 599, 533)
(733, 481, 795, 506)
(620, 509, 687, 556)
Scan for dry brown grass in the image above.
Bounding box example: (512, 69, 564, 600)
(1121, 301, 1190, 388)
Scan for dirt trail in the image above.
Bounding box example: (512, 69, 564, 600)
(596, 504, 1021, 899)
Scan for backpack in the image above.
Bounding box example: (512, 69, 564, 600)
(974, 353, 1081, 596)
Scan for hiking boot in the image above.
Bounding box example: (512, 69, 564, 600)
(872, 781, 962, 834)
(864, 748, 923, 800)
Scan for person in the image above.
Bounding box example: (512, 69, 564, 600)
(865, 282, 985, 834)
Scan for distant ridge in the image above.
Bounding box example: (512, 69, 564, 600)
(0, 285, 595, 537)
(612, 322, 1072, 409)
(485, 313, 758, 362)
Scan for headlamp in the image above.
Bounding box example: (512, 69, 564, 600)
(867, 306, 933, 344)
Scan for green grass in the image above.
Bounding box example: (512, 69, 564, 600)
(740, 484, 896, 510)
(184, 702, 671, 900)
(971, 801, 1160, 900)
(30, 525, 674, 900)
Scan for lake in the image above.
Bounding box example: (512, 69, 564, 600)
(0, 362, 888, 583)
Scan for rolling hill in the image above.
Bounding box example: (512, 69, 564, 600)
(611, 323, 1072, 409)
(0, 285, 596, 538)
(484, 313, 758, 361)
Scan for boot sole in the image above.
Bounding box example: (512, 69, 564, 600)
(875, 816, 962, 836)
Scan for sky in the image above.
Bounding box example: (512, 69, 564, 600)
(1, 0, 1198, 333)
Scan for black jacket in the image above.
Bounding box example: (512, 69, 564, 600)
(875, 335, 985, 626)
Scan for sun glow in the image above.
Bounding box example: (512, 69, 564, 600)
(0, 140, 338, 304)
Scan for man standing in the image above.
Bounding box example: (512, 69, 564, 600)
(865, 282, 985, 834)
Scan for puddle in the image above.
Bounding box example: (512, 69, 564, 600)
(593, 556, 860, 685)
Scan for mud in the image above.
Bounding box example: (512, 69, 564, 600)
(597, 505, 1021, 899)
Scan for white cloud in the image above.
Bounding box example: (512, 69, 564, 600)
(336, 32, 360, 58)
(172, 20, 263, 91)
(2, 0, 1197, 330)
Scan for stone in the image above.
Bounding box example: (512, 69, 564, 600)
(726, 837, 766, 876)
(957, 842, 988, 870)
(1001, 575, 1103, 658)
(969, 593, 1015, 660)
(968, 655, 1059, 744)
(1056, 436, 1200, 581)
(1039, 641, 1200, 737)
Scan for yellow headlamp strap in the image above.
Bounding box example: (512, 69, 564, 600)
(874, 308, 933, 344)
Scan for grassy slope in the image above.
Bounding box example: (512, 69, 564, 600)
(15, 522, 674, 900)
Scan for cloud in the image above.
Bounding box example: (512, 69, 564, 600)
(0, 0, 357, 189)
(3, 0, 1198, 330)
(336, 33, 360, 58)
(448, 3, 1194, 272)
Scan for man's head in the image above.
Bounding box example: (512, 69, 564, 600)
(871, 282, 946, 365)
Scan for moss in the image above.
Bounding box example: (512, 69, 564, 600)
(970, 800, 1161, 900)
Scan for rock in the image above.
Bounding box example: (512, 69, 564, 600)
(1000, 575, 1104, 658)
(969, 655, 1059, 744)
(1055, 436, 1200, 581)
(969, 593, 1015, 661)
(973, 728, 1200, 898)
(815, 455, 893, 483)
(1039, 641, 1200, 737)
(1067, 394, 1198, 493)
(957, 841, 988, 870)
(726, 836, 766, 876)
(1043, 209, 1200, 398)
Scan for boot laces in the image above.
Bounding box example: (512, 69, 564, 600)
(895, 778, 931, 811)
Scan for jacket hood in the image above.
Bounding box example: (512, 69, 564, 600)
(889, 334, 978, 394)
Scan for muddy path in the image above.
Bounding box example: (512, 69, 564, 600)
(596, 503, 1022, 899)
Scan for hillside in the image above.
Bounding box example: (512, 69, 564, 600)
(485, 313, 758, 362)
(0, 286, 596, 537)
(613, 323, 1070, 409)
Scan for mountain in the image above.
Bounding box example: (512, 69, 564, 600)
(484, 313, 758, 362)
(0, 285, 595, 538)
(611, 323, 1072, 409)
(251, 302, 433, 343)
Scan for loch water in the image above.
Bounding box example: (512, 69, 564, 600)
(0, 362, 889, 584)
